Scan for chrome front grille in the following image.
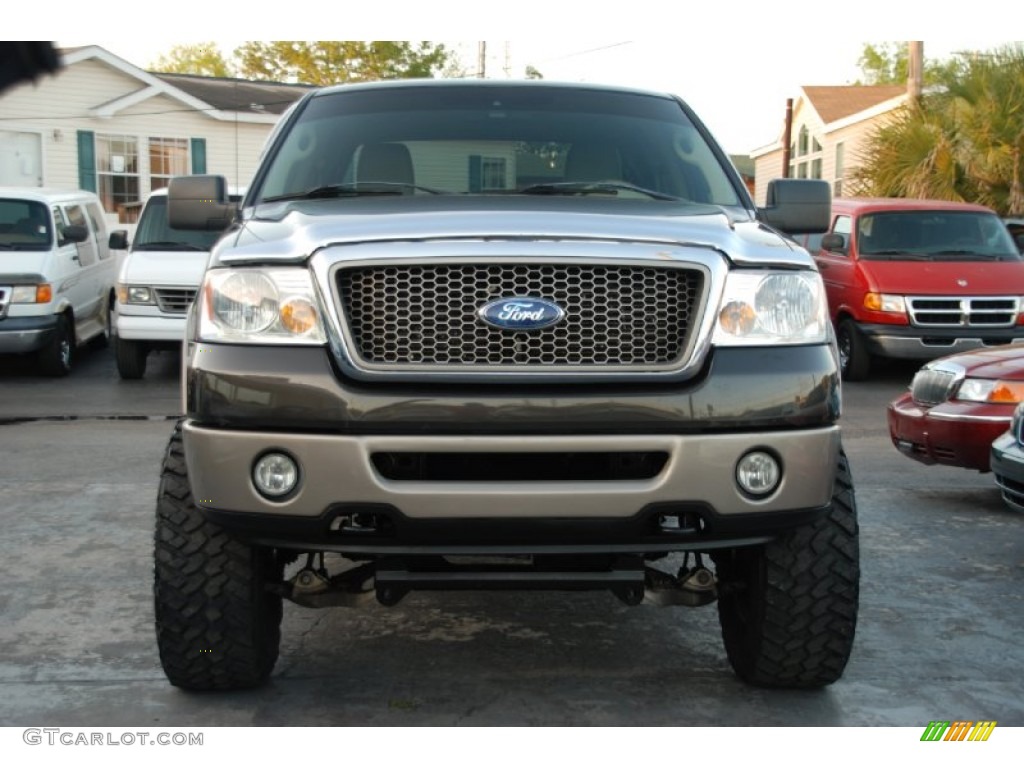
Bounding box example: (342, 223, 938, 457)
(336, 263, 704, 369)
(907, 296, 1020, 328)
(910, 366, 959, 406)
(154, 288, 197, 314)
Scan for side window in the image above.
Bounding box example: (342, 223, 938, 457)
(86, 202, 110, 259)
(830, 215, 851, 254)
(52, 206, 68, 246)
(63, 204, 96, 266)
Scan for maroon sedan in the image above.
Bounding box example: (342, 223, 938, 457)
(887, 345, 1024, 471)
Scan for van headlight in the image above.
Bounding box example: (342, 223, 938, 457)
(198, 268, 326, 344)
(713, 271, 828, 345)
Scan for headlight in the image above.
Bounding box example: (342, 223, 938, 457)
(713, 271, 827, 346)
(11, 284, 51, 303)
(1011, 402, 1024, 442)
(955, 378, 1024, 403)
(864, 293, 906, 313)
(198, 268, 326, 344)
(117, 284, 155, 305)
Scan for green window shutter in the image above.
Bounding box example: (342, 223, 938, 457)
(76, 130, 96, 191)
(190, 138, 207, 174)
(468, 155, 481, 193)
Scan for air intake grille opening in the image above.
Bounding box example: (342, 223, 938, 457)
(337, 263, 703, 367)
(372, 451, 670, 482)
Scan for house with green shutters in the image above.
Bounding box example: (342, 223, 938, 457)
(0, 45, 311, 224)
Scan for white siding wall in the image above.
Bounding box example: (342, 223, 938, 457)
(0, 57, 278, 208)
(753, 150, 784, 206)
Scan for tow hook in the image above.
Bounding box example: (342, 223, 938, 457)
(643, 554, 717, 607)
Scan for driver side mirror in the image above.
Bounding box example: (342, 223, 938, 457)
(61, 224, 89, 244)
(821, 232, 847, 254)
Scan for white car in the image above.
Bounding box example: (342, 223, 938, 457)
(0, 187, 117, 375)
(112, 186, 241, 379)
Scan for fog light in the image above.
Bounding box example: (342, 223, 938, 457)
(736, 451, 781, 497)
(253, 452, 299, 499)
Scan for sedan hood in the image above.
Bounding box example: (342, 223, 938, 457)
(930, 345, 1024, 380)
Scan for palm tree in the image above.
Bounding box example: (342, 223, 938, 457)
(851, 44, 1024, 216)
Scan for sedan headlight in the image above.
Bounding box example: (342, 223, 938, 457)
(955, 378, 1024, 403)
(713, 271, 827, 345)
(1011, 402, 1024, 443)
(197, 268, 326, 344)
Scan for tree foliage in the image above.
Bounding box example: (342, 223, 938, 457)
(151, 43, 233, 78)
(851, 44, 1024, 215)
(856, 42, 957, 86)
(232, 41, 451, 85)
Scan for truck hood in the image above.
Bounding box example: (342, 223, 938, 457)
(215, 197, 810, 268)
(118, 249, 210, 287)
(858, 259, 1024, 294)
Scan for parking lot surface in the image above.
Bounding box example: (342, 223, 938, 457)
(0, 344, 1022, 725)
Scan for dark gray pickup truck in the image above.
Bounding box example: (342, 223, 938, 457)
(156, 79, 858, 691)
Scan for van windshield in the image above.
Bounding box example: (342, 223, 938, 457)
(857, 211, 1020, 261)
(0, 199, 52, 251)
(134, 195, 237, 251)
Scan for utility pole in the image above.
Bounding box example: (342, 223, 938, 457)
(781, 99, 793, 178)
(478, 41, 487, 78)
(907, 41, 924, 105)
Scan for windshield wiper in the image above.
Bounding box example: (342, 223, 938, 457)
(517, 181, 680, 201)
(862, 250, 931, 260)
(262, 181, 447, 203)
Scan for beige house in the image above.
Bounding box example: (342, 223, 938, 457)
(0, 45, 311, 223)
(751, 85, 907, 206)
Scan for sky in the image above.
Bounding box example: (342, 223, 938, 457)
(46, 1, 1020, 155)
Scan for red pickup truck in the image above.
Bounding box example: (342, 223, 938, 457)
(800, 198, 1024, 380)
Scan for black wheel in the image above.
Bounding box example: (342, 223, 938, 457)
(37, 313, 73, 376)
(836, 318, 870, 381)
(115, 337, 147, 379)
(154, 421, 283, 690)
(713, 448, 859, 688)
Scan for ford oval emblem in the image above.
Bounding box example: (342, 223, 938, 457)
(478, 297, 566, 331)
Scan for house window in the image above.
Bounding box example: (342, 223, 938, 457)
(96, 134, 140, 218)
(149, 138, 189, 192)
(797, 162, 808, 179)
(480, 157, 507, 190)
(798, 126, 809, 157)
(811, 158, 822, 179)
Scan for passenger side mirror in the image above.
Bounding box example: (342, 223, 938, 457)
(759, 179, 831, 235)
(109, 230, 129, 250)
(168, 175, 236, 231)
(61, 224, 89, 243)
(821, 233, 847, 254)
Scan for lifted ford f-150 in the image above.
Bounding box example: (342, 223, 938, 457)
(156, 80, 858, 691)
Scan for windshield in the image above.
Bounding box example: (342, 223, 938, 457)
(252, 84, 745, 208)
(134, 195, 237, 251)
(0, 199, 52, 251)
(857, 211, 1020, 261)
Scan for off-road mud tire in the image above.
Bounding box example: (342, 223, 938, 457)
(154, 421, 283, 690)
(714, 448, 859, 688)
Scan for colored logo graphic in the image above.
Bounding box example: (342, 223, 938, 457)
(920, 721, 997, 742)
(478, 298, 566, 331)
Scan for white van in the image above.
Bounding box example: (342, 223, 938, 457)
(0, 187, 117, 375)
(112, 187, 241, 379)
